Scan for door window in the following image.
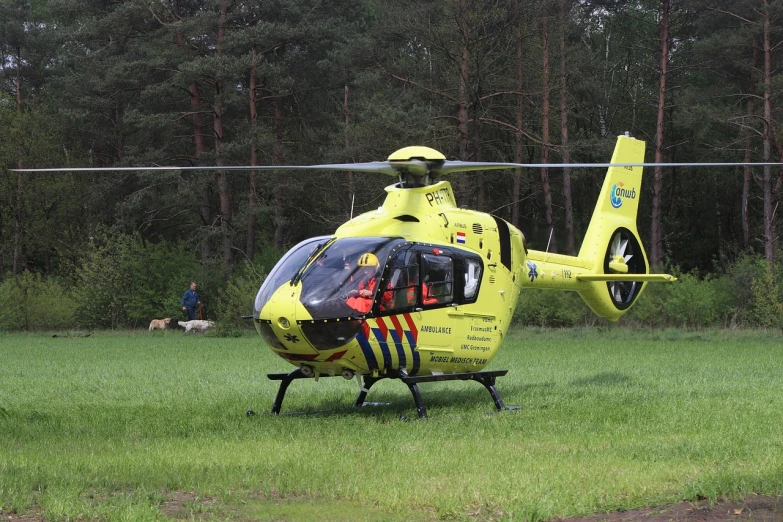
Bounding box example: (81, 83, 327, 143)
(421, 253, 453, 306)
(463, 258, 481, 300)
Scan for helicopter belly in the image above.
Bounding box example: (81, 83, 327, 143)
(258, 301, 501, 377)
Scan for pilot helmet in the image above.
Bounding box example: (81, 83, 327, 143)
(357, 253, 380, 269)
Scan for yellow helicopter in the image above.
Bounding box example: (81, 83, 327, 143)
(251, 134, 675, 417)
(16, 134, 686, 418)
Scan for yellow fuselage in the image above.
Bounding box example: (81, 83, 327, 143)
(255, 181, 525, 377)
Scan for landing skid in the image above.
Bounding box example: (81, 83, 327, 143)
(266, 368, 509, 419)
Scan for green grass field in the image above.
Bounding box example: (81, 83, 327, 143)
(1, 328, 782, 521)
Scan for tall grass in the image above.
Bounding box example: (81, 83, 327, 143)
(1, 328, 782, 520)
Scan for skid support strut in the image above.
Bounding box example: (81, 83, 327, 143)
(267, 368, 509, 419)
(267, 368, 307, 414)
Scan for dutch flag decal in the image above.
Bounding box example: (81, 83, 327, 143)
(456, 231, 466, 244)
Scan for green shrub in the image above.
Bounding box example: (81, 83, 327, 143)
(625, 277, 668, 327)
(73, 232, 200, 328)
(213, 264, 267, 328)
(628, 269, 730, 328)
(513, 289, 593, 327)
(667, 272, 729, 327)
(0, 277, 25, 330)
(747, 264, 783, 328)
(722, 253, 767, 327)
(212, 245, 281, 328)
(0, 271, 75, 331)
(628, 254, 783, 328)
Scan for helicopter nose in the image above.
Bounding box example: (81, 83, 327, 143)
(255, 283, 318, 356)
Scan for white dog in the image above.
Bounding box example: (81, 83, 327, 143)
(149, 318, 172, 331)
(178, 319, 215, 333)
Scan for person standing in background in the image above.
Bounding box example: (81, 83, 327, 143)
(180, 282, 200, 320)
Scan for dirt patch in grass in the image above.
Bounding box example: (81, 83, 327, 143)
(4, 495, 781, 521)
(159, 490, 218, 520)
(157, 489, 438, 521)
(558, 495, 783, 521)
(158, 493, 783, 521)
(0, 513, 45, 522)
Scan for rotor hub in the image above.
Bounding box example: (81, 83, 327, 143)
(386, 147, 446, 187)
(387, 146, 446, 162)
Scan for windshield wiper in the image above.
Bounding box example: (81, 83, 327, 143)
(290, 238, 336, 287)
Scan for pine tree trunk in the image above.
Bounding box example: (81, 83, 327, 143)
(540, 1, 557, 253)
(743, 124, 753, 251)
(651, 0, 670, 268)
(174, 0, 211, 261)
(456, 0, 471, 202)
(599, 30, 610, 137)
(247, 43, 258, 262)
(13, 50, 23, 275)
(559, 0, 575, 255)
(742, 44, 757, 251)
(0, 191, 4, 273)
(475, 122, 485, 211)
(274, 100, 286, 251)
(512, 0, 523, 229)
(194, 84, 212, 262)
(14, 169, 23, 275)
(345, 81, 355, 220)
(214, 0, 233, 273)
(762, 0, 774, 262)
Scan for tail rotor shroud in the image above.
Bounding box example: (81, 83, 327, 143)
(604, 228, 647, 309)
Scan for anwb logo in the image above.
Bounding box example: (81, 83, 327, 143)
(610, 182, 636, 209)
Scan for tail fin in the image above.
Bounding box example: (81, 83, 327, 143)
(577, 135, 657, 321)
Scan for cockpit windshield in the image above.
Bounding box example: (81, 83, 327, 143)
(299, 237, 406, 319)
(254, 236, 331, 316)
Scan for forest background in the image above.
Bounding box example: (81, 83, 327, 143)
(2, 0, 783, 331)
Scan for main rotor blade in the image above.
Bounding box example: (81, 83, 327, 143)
(11, 160, 783, 174)
(10, 162, 403, 174)
(436, 160, 783, 174)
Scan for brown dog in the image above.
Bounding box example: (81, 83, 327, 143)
(149, 318, 172, 331)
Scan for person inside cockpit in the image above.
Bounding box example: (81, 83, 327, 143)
(345, 253, 380, 313)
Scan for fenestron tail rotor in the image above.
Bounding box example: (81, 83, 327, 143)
(604, 228, 647, 309)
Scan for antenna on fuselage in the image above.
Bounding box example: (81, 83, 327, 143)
(544, 228, 554, 261)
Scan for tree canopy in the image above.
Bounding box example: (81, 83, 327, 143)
(2, 0, 783, 328)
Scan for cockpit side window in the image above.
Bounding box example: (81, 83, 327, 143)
(372, 247, 482, 313)
(421, 254, 453, 306)
(379, 250, 420, 313)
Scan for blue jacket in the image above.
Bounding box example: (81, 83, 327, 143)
(181, 289, 200, 307)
